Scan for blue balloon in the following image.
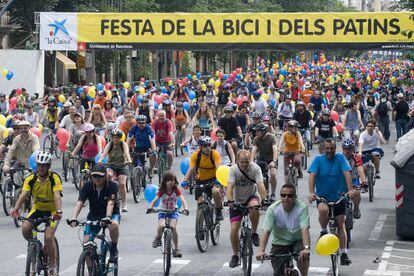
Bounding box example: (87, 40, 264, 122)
(77, 87, 84, 94)
(188, 90, 196, 100)
(6, 71, 13, 80)
(94, 153, 107, 164)
(87, 95, 94, 101)
(154, 102, 158, 110)
(144, 184, 158, 204)
(180, 157, 190, 175)
(236, 74, 242, 80)
(57, 102, 63, 108)
(223, 74, 228, 80)
(97, 83, 104, 90)
(29, 152, 38, 172)
(136, 95, 143, 104)
(183, 102, 190, 112)
(196, 72, 202, 79)
(269, 69, 274, 76)
(270, 98, 276, 107)
(187, 74, 192, 80)
(176, 198, 182, 209)
(161, 86, 167, 94)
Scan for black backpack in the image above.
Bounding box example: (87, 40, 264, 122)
(212, 141, 231, 160)
(28, 171, 63, 196)
(195, 150, 216, 173)
(376, 102, 388, 117)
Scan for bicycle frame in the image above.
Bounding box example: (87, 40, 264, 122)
(262, 252, 300, 276)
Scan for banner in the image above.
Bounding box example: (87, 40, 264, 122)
(40, 12, 414, 51)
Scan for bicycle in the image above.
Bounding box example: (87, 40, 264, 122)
(43, 131, 62, 159)
(229, 202, 260, 276)
(68, 219, 118, 276)
(285, 153, 298, 189)
(256, 160, 270, 195)
(157, 145, 169, 184)
(174, 127, 185, 157)
(362, 153, 378, 202)
(20, 216, 60, 276)
(147, 208, 188, 276)
(130, 151, 153, 203)
(195, 181, 221, 253)
(300, 129, 309, 170)
(261, 252, 300, 276)
(74, 157, 93, 191)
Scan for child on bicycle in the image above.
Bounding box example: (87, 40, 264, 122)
(147, 171, 189, 258)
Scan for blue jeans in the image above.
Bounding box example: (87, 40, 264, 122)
(396, 119, 408, 140)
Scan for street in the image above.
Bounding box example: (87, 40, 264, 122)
(0, 126, 412, 276)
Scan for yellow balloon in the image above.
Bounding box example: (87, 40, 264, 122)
(287, 82, 292, 88)
(0, 114, 6, 126)
(261, 93, 269, 101)
(6, 114, 12, 120)
(139, 87, 146, 95)
(58, 94, 66, 103)
(215, 80, 221, 88)
(279, 75, 284, 81)
(168, 80, 173, 86)
(373, 80, 380, 88)
(391, 76, 396, 84)
(315, 234, 340, 256)
(3, 128, 12, 139)
(209, 78, 215, 85)
(121, 132, 126, 142)
(201, 84, 207, 91)
(106, 90, 112, 99)
(2, 69, 8, 77)
(215, 70, 220, 77)
(38, 123, 43, 132)
(216, 165, 230, 187)
(123, 81, 130, 89)
(89, 89, 96, 99)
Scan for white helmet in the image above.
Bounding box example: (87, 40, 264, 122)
(83, 123, 95, 132)
(35, 151, 52, 164)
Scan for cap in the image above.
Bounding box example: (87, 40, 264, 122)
(91, 163, 107, 176)
(304, 81, 311, 88)
(73, 112, 82, 117)
(397, 93, 404, 98)
(63, 101, 73, 107)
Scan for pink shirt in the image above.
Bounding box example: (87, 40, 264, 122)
(157, 187, 182, 210)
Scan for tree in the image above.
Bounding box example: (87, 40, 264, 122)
(394, 0, 414, 11)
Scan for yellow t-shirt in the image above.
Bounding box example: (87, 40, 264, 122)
(190, 149, 221, 181)
(284, 131, 301, 153)
(22, 171, 63, 212)
(47, 107, 58, 123)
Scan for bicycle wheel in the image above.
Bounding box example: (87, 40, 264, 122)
(331, 252, 339, 276)
(195, 208, 209, 252)
(368, 168, 374, 202)
(71, 162, 79, 190)
(62, 152, 68, 182)
(163, 230, 172, 276)
(132, 167, 142, 203)
(2, 178, 13, 216)
(25, 243, 39, 276)
(210, 207, 220, 246)
(76, 249, 98, 276)
(42, 135, 52, 153)
(345, 205, 353, 248)
(0, 171, 4, 196)
(241, 228, 253, 276)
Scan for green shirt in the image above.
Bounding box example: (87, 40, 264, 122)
(262, 199, 310, 246)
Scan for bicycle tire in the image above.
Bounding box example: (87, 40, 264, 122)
(241, 228, 253, 276)
(53, 237, 60, 273)
(368, 168, 374, 202)
(25, 243, 39, 276)
(42, 135, 51, 154)
(331, 252, 339, 276)
(210, 207, 220, 246)
(62, 152, 68, 182)
(345, 205, 353, 248)
(195, 207, 209, 252)
(163, 230, 172, 276)
(2, 178, 13, 216)
(132, 167, 142, 203)
(0, 172, 4, 196)
(76, 249, 98, 276)
(71, 164, 79, 190)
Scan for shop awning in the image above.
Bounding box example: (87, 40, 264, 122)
(56, 51, 77, 69)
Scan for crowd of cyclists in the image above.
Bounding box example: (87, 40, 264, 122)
(0, 56, 413, 275)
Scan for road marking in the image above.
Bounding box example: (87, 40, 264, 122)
(153, 258, 191, 265)
(13, 254, 26, 259)
(369, 214, 388, 241)
(378, 241, 394, 272)
(60, 256, 123, 275)
(364, 270, 400, 276)
(308, 266, 330, 273)
(392, 248, 414, 253)
(390, 255, 414, 261)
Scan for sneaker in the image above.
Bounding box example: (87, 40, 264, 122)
(109, 247, 118, 263)
(319, 230, 328, 239)
(375, 172, 381, 179)
(251, 233, 260, 247)
(353, 207, 361, 219)
(229, 255, 239, 268)
(49, 266, 58, 276)
(173, 249, 182, 258)
(216, 208, 224, 221)
(152, 236, 162, 248)
(340, 253, 352, 265)
(122, 204, 128, 213)
(298, 170, 303, 178)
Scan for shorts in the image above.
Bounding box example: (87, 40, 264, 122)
(26, 209, 59, 229)
(158, 211, 179, 221)
(316, 198, 346, 216)
(133, 148, 150, 167)
(109, 164, 129, 176)
(84, 214, 121, 238)
(270, 240, 304, 276)
(157, 142, 172, 152)
(229, 196, 260, 223)
(352, 178, 360, 188)
(194, 179, 215, 201)
(362, 148, 384, 164)
(283, 152, 302, 175)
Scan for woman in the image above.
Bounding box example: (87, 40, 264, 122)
(277, 120, 304, 183)
(24, 103, 39, 127)
(332, 95, 346, 120)
(66, 112, 85, 149)
(98, 129, 132, 212)
(74, 97, 85, 118)
(175, 102, 189, 141)
(191, 102, 215, 136)
(88, 104, 107, 136)
(103, 100, 117, 123)
(111, 89, 123, 114)
(171, 86, 189, 103)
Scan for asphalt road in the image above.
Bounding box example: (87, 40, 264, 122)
(0, 124, 413, 276)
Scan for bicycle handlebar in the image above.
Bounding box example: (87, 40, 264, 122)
(315, 195, 348, 205)
(261, 252, 299, 262)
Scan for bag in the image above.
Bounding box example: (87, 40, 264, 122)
(236, 164, 256, 184)
(28, 171, 63, 196)
(212, 141, 231, 160)
(376, 102, 388, 117)
(195, 150, 216, 173)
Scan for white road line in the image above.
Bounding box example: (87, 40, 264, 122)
(390, 255, 414, 261)
(378, 241, 394, 272)
(392, 248, 414, 253)
(13, 254, 26, 259)
(393, 240, 414, 245)
(153, 258, 191, 265)
(308, 266, 330, 273)
(369, 214, 388, 241)
(364, 270, 400, 276)
(60, 257, 123, 275)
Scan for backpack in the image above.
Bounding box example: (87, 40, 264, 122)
(194, 149, 216, 173)
(212, 141, 231, 160)
(376, 102, 388, 117)
(28, 171, 63, 196)
(108, 140, 125, 154)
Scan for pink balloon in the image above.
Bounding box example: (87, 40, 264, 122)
(331, 111, 339, 122)
(211, 128, 218, 142)
(56, 128, 69, 141)
(236, 68, 241, 74)
(276, 79, 282, 88)
(219, 72, 223, 79)
(236, 97, 243, 106)
(16, 88, 22, 95)
(298, 78, 305, 86)
(326, 91, 331, 100)
(154, 95, 163, 105)
(336, 122, 343, 133)
(30, 127, 41, 138)
(356, 81, 361, 88)
(140, 77, 146, 82)
(104, 82, 111, 90)
(242, 95, 249, 103)
(338, 87, 343, 93)
(58, 142, 67, 152)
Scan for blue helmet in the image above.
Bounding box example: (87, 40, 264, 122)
(342, 138, 355, 149)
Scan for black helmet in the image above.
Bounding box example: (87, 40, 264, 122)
(176, 102, 183, 108)
(110, 128, 123, 138)
(254, 123, 268, 132)
(162, 99, 172, 106)
(135, 114, 147, 123)
(198, 136, 212, 146)
(224, 106, 233, 113)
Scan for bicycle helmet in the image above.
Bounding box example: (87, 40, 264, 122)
(254, 123, 269, 132)
(162, 99, 172, 106)
(110, 128, 123, 138)
(13, 114, 24, 121)
(17, 120, 31, 126)
(342, 138, 355, 149)
(286, 120, 300, 128)
(141, 97, 148, 103)
(252, 111, 262, 119)
(176, 102, 183, 108)
(322, 109, 331, 116)
(296, 101, 305, 107)
(135, 114, 147, 123)
(207, 83, 213, 88)
(35, 151, 52, 164)
(97, 90, 106, 96)
(308, 103, 315, 108)
(83, 123, 95, 132)
(224, 106, 233, 113)
(198, 136, 212, 146)
(253, 91, 261, 98)
(48, 96, 56, 102)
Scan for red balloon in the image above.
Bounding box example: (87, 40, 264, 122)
(104, 82, 111, 90)
(211, 128, 218, 142)
(232, 71, 237, 76)
(101, 136, 106, 149)
(326, 91, 331, 100)
(56, 128, 69, 141)
(16, 88, 22, 95)
(338, 87, 343, 93)
(276, 79, 282, 88)
(58, 141, 67, 152)
(219, 72, 223, 79)
(236, 68, 241, 74)
(331, 111, 339, 122)
(336, 122, 343, 133)
(30, 127, 41, 138)
(242, 95, 249, 103)
(349, 78, 354, 84)
(356, 81, 361, 88)
(298, 78, 305, 86)
(369, 71, 376, 79)
(154, 95, 163, 105)
(140, 77, 146, 82)
(236, 97, 243, 106)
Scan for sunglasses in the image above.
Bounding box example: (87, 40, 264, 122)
(280, 193, 295, 198)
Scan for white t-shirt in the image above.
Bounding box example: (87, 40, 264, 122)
(359, 130, 380, 151)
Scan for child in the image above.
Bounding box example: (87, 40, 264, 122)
(181, 124, 202, 156)
(212, 129, 235, 166)
(147, 171, 189, 258)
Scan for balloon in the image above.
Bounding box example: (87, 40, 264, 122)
(315, 234, 340, 256)
(2, 128, 11, 139)
(136, 95, 143, 104)
(16, 88, 22, 95)
(58, 95, 66, 103)
(139, 87, 146, 95)
(183, 102, 190, 112)
(106, 90, 112, 99)
(123, 82, 130, 89)
(140, 77, 145, 83)
(188, 90, 196, 100)
(261, 93, 269, 101)
(196, 72, 202, 79)
(30, 127, 41, 138)
(223, 74, 228, 80)
(105, 82, 112, 90)
(56, 128, 69, 142)
(236, 97, 243, 106)
(144, 184, 160, 206)
(180, 158, 190, 175)
(154, 102, 159, 110)
(38, 123, 43, 132)
(373, 80, 380, 88)
(216, 165, 230, 187)
(215, 80, 221, 88)
(97, 83, 104, 90)
(58, 141, 67, 152)
(77, 87, 84, 94)
(6, 71, 13, 80)
(0, 114, 6, 126)
(336, 122, 343, 133)
(95, 153, 108, 164)
(1, 69, 8, 77)
(391, 76, 396, 84)
(89, 88, 96, 99)
(101, 136, 106, 148)
(276, 79, 282, 88)
(330, 111, 339, 122)
(29, 152, 38, 172)
(154, 95, 163, 105)
(211, 128, 218, 142)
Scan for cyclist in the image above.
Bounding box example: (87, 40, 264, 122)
(127, 115, 157, 178)
(98, 129, 132, 212)
(358, 120, 386, 179)
(192, 102, 215, 136)
(3, 120, 40, 174)
(0, 92, 9, 115)
(277, 96, 295, 131)
(251, 123, 278, 200)
(147, 171, 189, 258)
(342, 101, 364, 144)
(68, 163, 120, 262)
(0, 118, 21, 158)
(308, 139, 353, 265)
(42, 96, 59, 134)
(256, 184, 310, 276)
(66, 112, 85, 149)
(24, 103, 40, 127)
(205, 83, 216, 115)
(181, 125, 202, 156)
(252, 91, 268, 113)
(10, 151, 63, 276)
(293, 101, 312, 153)
(152, 110, 174, 170)
(245, 111, 262, 149)
(182, 136, 223, 220)
(135, 97, 154, 124)
(314, 109, 338, 154)
(218, 106, 243, 155)
(212, 129, 235, 166)
(175, 102, 190, 142)
(227, 150, 268, 268)
(342, 139, 366, 219)
(161, 99, 176, 127)
(88, 104, 107, 136)
(277, 120, 305, 182)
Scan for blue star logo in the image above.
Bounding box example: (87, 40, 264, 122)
(48, 19, 69, 36)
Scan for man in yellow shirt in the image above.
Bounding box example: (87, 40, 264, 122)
(182, 136, 224, 220)
(11, 151, 63, 276)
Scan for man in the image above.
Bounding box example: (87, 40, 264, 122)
(393, 93, 410, 140)
(252, 91, 268, 113)
(218, 106, 243, 155)
(314, 109, 338, 154)
(308, 139, 353, 265)
(358, 120, 386, 179)
(293, 101, 312, 152)
(374, 92, 392, 142)
(227, 150, 267, 268)
(68, 164, 120, 262)
(342, 101, 364, 143)
(309, 90, 325, 119)
(59, 106, 77, 130)
(58, 101, 72, 123)
(300, 81, 313, 106)
(3, 120, 40, 174)
(182, 136, 223, 220)
(42, 96, 59, 133)
(11, 151, 63, 276)
(152, 109, 174, 169)
(256, 184, 310, 276)
(251, 123, 278, 200)
(277, 96, 295, 131)
(244, 111, 262, 149)
(342, 139, 366, 219)
(94, 90, 107, 109)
